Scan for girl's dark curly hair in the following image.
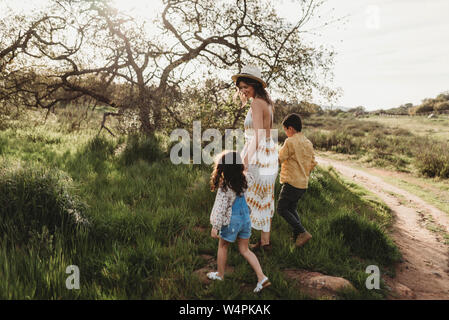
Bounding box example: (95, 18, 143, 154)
(210, 151, 247, 196)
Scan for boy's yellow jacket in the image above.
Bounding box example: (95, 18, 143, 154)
(279, 132, 317, 189)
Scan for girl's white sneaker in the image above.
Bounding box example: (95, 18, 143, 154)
(254, 276, 271, 293)
(207, 272, 223, 281)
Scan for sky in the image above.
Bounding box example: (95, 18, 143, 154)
(2, 0, 449, 111)
(278, 0, 449, 110)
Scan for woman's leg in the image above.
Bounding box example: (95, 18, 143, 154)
(238, 238, 265, 282)
(217, 238, 230, 278)
(261, 217, 274, 245)
(261, 230, 270, 245)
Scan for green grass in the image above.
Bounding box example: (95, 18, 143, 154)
(361, 115, 449, 143)
(299, 115, 449, 179)
(0, 110, 401, 299)
(379, 175, 449, 216)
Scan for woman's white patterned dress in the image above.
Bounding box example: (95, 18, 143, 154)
(240, 106, 278, 232)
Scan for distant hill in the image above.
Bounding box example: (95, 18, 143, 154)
(370, 91, 449, 115)
(320, 105, 348, 111)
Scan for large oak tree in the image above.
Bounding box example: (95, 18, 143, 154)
(1, 0, 338, 134)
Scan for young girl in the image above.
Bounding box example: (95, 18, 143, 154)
(208, 150, 271, 293)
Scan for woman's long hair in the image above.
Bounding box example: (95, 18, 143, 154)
(235, 76, 274, 109)
(210, 151, 247, 196)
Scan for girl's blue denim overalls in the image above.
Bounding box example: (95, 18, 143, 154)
(219, 195, 252, 243)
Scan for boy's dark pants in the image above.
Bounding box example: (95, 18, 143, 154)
(277, 183, 307, 238)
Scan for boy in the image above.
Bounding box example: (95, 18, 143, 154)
(278, 113, 317, 247)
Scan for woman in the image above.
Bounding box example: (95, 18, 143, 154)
(232, 65, 278, 250)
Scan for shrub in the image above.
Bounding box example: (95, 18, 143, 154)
(434, 101, 449, 112)
(306, 130, 330, 150)
(347, 128, 365, 137)
(0, 163, 89, 245)
(120, 134, 166, 165)
(333, 132, 361, 154)
(390, 128, 411, 136)
(414, 141, 449, 178)
(307, 130, 361, 154)
(364, 133, 389, 151)
(435, 93, 449, 102)
(277, 128, 287, 144)
(65, 135, 116, 176)
(413, 104, 434, 114)
(0, 136, 6, 155)
(85, 135, 115, 160)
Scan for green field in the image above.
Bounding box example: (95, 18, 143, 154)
(361, 115, 449, 143)
(297, 114, 449, 179)
(0, 108, 400, 299)
(298, 113, 449, 217)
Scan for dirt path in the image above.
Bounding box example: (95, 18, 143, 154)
(317, 156, 449, 300)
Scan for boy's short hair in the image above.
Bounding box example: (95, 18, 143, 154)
(282, 113, 302, 132)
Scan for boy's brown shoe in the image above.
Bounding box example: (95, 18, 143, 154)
(295, 231, 312, 247)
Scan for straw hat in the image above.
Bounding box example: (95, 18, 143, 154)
(232, 65, 267, 88)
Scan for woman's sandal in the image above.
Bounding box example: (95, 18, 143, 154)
(207, 272, 223, 281)
(254, 276, 271, 293)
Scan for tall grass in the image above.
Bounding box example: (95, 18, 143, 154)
(414, 138, 449, 178)
(0, 109, 401, 299)
(0, 163, 89, 246)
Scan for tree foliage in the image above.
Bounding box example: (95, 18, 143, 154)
(1, 0, 338, 134)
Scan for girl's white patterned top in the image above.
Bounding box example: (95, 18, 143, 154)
(210, 172, 255, 231)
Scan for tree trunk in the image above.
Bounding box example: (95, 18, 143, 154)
(138, 97, 153, 135)
(151, 89, 164, 131)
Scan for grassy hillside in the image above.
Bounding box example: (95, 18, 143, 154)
(361, 114, 449, 143)
(289, 114, 449, 179)
(0, 108, 400, 299)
